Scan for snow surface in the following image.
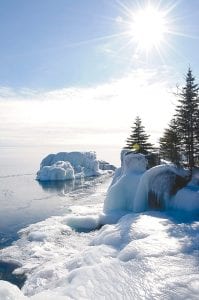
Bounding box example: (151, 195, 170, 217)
(0, 152, 199, 299)
(37, 151, 114, 181)
(0, 212, 198, 300)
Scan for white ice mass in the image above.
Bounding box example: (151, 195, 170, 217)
(0, 151, 199, 299)
(36, 151, 115, 181)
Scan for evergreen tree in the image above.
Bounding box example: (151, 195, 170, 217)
(159, 118, 181, 164)
(175, 68, 199, 169)
(125, 116, 153, 154)
(195, 109, 199, 164)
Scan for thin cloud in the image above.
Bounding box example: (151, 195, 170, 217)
(0, 68, 177, 147)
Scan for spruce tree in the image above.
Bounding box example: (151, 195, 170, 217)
(175, 68, 199, 169)
(159, 118, 181, 164)
(125, 116, 153, 154)
(195, 109, 199, 164)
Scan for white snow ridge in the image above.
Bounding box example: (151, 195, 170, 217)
(0, 152, 199, 299)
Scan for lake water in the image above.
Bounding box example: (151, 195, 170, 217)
(0, 147, 112, 248)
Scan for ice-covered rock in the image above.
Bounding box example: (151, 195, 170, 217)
(108, 149, 134, 189)
(37, 151, 115, 181)
(133, 164, 191, 212)
(104, 153, 147, 213)
(105, 151, 193, 214)
(98, 160, 116, 171)
(36, 161, 74, 181)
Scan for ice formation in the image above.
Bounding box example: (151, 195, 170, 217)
(36, 161, 75, 181)
(37, 151, 114, 181)
(104, 152, 147, 213)
(66, 152, 197, 231)
(133, 164, 191, 212)
(104, 151, 193, 214)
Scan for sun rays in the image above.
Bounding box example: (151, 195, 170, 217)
(128, 5, 168, 52)
(78, 0, 195, 64)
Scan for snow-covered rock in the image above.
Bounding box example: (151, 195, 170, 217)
(37, 151, 115, 181)
(105, 151, 193, 214)
(37, 161, 74, 181)
(98, 160, 116, 171)
(108, 149, 137, 189)
(133, 164, 191, 212)
(104, 152, 147, 213)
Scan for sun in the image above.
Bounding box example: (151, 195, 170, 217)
(129, 5, 168, 52)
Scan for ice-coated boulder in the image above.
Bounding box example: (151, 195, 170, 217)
(108, 149, 132, 189)
(37, 151, 115, 181)
(40, 151, 98, 173)
(104, 152, 147, 213)
(36, 161, 74, 181)
(98, 160, 116, 171)
(105, 150, 192, 214)
(133, 164, 191, 212)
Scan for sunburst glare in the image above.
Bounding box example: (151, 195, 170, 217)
(112, 0, 189, 62)
(129, 5, 168, 51)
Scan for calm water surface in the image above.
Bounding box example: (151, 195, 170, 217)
(0, 147, 111, 248)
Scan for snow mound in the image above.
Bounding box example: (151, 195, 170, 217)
(37, 151, 115, 181)
(0, 281, 27, 300)
(171, 186, 199, 213)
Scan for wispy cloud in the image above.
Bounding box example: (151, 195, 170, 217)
(0, 68, 177, 148)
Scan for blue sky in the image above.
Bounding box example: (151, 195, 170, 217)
(0, 0, 199, 164)
(0, 0, 199, 89)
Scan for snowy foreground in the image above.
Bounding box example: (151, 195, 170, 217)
(0, 152, 199, 299)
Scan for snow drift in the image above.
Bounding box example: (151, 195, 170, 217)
(37, 151, 115, 181)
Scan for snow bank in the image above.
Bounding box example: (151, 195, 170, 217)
(1, 212, 199, 300)
(37, 151, 115, 181)
(0, 281, 28, 300)
(171, 186, 199, 213)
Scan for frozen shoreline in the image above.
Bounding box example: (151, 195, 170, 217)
(0, 152, 198, 299)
